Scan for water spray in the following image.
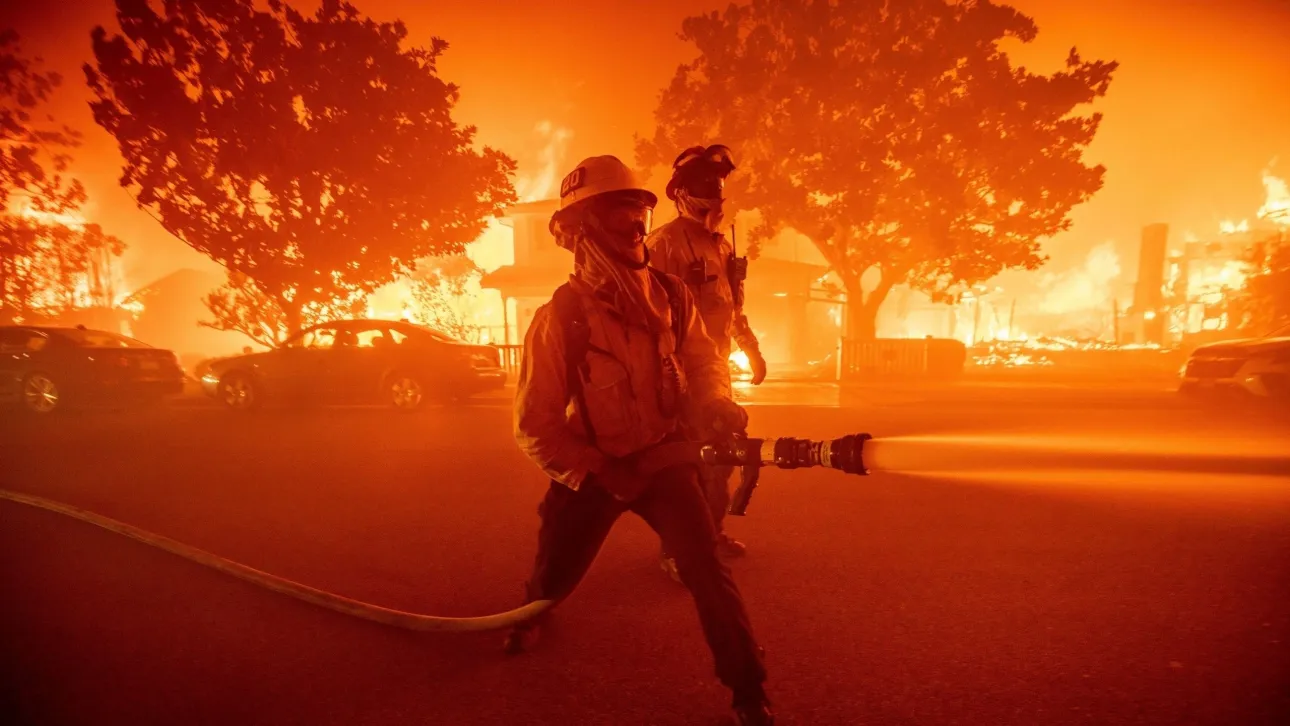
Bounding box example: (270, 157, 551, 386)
(856, 434, 1290, 479)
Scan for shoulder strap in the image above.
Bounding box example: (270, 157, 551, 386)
(551, 283, 597, 447)
(649, 268, 687, 349)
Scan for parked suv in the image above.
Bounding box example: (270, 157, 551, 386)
(1178, 323, 1290, 398)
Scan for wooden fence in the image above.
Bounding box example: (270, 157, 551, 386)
(838, 337, 967, 381)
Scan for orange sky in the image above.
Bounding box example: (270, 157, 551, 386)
(3, 0, 1289, 296)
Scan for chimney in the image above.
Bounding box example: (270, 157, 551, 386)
(1134, 224, 1169, 344)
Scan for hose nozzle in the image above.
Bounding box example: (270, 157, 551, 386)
(701, 433, 872, 475)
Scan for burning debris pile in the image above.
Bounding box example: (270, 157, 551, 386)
(970, 332, 1176, 368)
(971, 340, 1057, 368)
(970, 336, 1168, 368)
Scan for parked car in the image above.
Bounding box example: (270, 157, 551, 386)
(0, 325, 185, 414)
(201, 319, 506, 411)
(1178, 323, 1290, 398)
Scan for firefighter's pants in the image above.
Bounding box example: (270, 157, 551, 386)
(521, 464, 766, 697)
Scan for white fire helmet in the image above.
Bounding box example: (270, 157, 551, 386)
(549, 156, 657, 247)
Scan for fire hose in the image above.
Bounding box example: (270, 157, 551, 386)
(0, 432, 871, 633)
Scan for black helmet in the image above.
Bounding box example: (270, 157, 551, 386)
(665, 144, 736, 201)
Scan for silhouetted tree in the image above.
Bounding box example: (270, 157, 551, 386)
(0, 30, 94, 322)
(0, 216, 41, 321)
(638, 0, 1116, 338)
(86, 0, 516, 345)
(407, 254, 483, 342)
(1234, 234, 1290, 335)
(0, 30, 85, 213)
(0, 215, 126, 322)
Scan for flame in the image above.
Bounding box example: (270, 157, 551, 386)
(119, 296, 145, 316)
(465, 219, 515, 275)
(18, 207, 87, 229)
(1219, 219, 1249, 235)
(515, 121, 574, 203)
(1188, 258, 1247, 295)
(730, 349, 751, 374)
(9, 201, 135, 314)
(1036, 242, 1122, 316)
(971, 333, 1165, 368)
(1257, 170, 1290, 226)
(992, 329, 1030, 343)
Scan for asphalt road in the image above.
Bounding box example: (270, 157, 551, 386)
(2, 384, 1288, 725)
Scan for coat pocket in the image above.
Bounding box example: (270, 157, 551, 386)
(579, 356, 634, 440)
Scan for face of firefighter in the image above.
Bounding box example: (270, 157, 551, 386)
(688, 172, 726, 202)
(674, 174, 727, 233)
(592, 197, 653, 263)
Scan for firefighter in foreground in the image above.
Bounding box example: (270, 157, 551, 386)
(507, 155, 774, 725)
(648, 144, 767, 580)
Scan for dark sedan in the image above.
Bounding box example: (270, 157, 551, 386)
(201, 319, 506, 411)
(0, 325, 185, 414)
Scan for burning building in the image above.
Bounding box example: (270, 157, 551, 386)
(1123, 223, 1170, 346)
(1165, 234, 1252, 342)
(121, 268, 250, 364)
(1127, 225, 1285, 347)
(479, 199, 564, 347)
(740, 231, 837, 371)
(480, 204, 840, 373)
(1127, 170, 1290, 346)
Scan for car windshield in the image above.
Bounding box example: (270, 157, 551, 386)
(1266, 322, 1290, 338)
(55, 329, 149, 348)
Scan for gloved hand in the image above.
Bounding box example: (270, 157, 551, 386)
(698, 397, 749, 440)
(587, 457, 650, 503)
(746, 347, 767, 385)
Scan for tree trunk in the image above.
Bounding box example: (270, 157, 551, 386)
(844, 275, 897, 341)
(0, 254, 9, 321)
(846, 293, 878, 340)
(281, 301, 303, 344)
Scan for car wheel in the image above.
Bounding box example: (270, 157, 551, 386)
(217, 372, 260, 411)
(21, 372, 61, 414)
(387, 371, 426, 412)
